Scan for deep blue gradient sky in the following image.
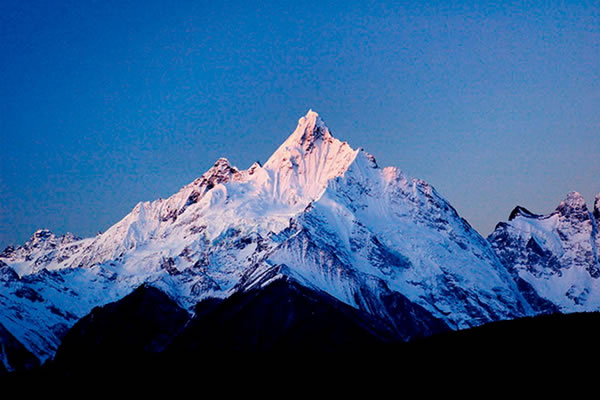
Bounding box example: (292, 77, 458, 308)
(1, 1, 599, 248)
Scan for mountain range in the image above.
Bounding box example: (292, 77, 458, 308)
(1, 110, 599, 374)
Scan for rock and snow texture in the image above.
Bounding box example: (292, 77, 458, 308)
(0, 110, 589, 366)
(0, 258, 133, 361)
(489, 191, 600, 312)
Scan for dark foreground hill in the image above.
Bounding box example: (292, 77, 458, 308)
(5, 283, 599, 380)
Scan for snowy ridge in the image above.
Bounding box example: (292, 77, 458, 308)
(489, 191, 600, 311)
(0, 110, 595, 364)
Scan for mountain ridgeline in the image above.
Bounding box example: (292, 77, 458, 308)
(1, 110, 599, 374)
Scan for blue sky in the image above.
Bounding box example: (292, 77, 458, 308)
(1, 1, 599, 247)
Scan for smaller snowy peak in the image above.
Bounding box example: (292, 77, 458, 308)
(0, 229, 86, 277)
(23, 229, 80, 249)
(489, 190, 600, 311)
(159, 158, 240, 222)
(594, 193, 600, 220)
(200, 158, 239, 188)
(556, 191, 588, 216)
(29, 229, 54, 244)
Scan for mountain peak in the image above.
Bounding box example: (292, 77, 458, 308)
(288, 109, 332, 149)
(556, 191, 587, 215)
(203, 158, 238, 180)
(262, 111, 358, 205)
(300, 109, 323, 126)
(30, 229, 54, 244)
(210, 157, 233, 169)
(264, 110, 350, 169)
(594, 193, 600, 220)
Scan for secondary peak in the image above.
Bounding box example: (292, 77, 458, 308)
(556, 191, 588, 216)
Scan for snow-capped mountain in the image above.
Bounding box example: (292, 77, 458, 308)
(488, 192, 600, 312)
(0, 110, 586, 369)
